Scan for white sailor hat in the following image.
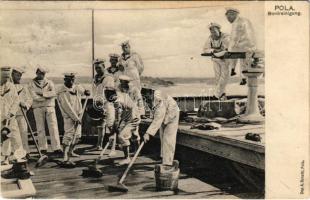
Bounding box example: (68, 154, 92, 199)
(109, 53, 120, 59)
(63, 72, 76, 78)
(120, 40, 130, 47)
(119, 75, 132, 82)
(106, 86, 115, 90)
(208, 22, 221, 29)
(1, 66, 12, 77)
(12, 66, 25, 74)
(93, 58, 105, 65)
(225, 7, 240, 14)
(36, 65, 49, 73)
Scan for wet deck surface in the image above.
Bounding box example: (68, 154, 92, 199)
(24, 144, 243, 199)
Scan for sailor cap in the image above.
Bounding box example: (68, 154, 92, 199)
(208, 22, 221, 29)
(36, 65, 49, 73)
(12, 66, 25, 74)
(120, 40, 130, 47)
(63, 72, 76, 78)
(1, 66, 12, 77)
(93, 58, 105, 65)
(109, 53, 120, 59)
(119, 75, 132, 82)
(225, 7, 240, 14)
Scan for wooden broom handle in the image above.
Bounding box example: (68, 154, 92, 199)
(119, 141, 145, 184)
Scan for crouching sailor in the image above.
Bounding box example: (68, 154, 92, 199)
(118, 75, 144, 153)
(57, 72, 90, 165)
(104, 86, 139, 165)
(143, 90, 180, 166)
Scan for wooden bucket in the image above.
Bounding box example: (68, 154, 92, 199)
(154, 160, 179, 191)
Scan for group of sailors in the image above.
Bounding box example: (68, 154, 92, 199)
(1, 7, 258, 176)
(203, 8, 257, 100)
(1, 40, 180, 173)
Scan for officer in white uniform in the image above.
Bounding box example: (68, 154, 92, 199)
(143, 90, 180, 166)
(57, 72, 90, 163)
(203, 22, 230, 100)
(225, 8, 257, 85)
(28, 66, 62, 156)
(1, 67, 24, 164)
(12, 67, 33, 159)
(118, 40, 144, 91)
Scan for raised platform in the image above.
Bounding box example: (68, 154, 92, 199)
(141, 119, 265, 170)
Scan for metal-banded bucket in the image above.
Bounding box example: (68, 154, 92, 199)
(154, 160, 179, 192)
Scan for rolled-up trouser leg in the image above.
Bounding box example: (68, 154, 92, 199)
(132, 125, 140, 141)
(97, 121, 105, 147)
(46, 107, 61, 151)
(16, 115, 30, 153)
(159, 126, 164, 158)
(162, 114, 179, 166)
(62, 117, 81, 146)
(118, 123, 133, 147)
(33, 108, 48, 151)
(2, 140, 11, 156)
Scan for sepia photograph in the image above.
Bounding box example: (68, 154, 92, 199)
(0, 1, 308, 199)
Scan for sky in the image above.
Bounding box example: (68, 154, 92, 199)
(0, 3, 264, 78)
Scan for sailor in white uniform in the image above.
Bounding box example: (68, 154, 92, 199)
(225, 8, 257, 85)
(203, 23, 230, 100)
(12, 67, 33, 159)
(1, 67, 25, 164)
(143, 90, 180, 166)
(28, 66, 62, 156)
(57, 72, 90, 163)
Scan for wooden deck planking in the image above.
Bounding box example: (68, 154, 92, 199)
(24, 144, 241, 199)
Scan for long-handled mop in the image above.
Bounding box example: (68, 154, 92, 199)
(107, 141, 145, 192)
(82, 133, 116, 177)
(20, 108, 49, 168)
(60, 96, 89, 168)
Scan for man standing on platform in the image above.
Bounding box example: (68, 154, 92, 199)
(118, 40, 144, 91)
(225, 8, 256, 85)
(12, 67, 33, 159)
(28, 66, 62, 157)
(203, 22, 230, 100)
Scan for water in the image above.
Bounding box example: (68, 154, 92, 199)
(55, 81, 265, 98)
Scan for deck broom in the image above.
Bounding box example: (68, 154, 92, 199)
(20, 108, 48, 168)
(107, 141, 145, 192)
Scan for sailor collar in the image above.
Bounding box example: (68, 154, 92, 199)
(64, 85, 78, 95)
(121, 52, 134, 61)
(94, 74, 105, 84)
(0, 82, 12, 97)
(33, 78, 49, 89)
